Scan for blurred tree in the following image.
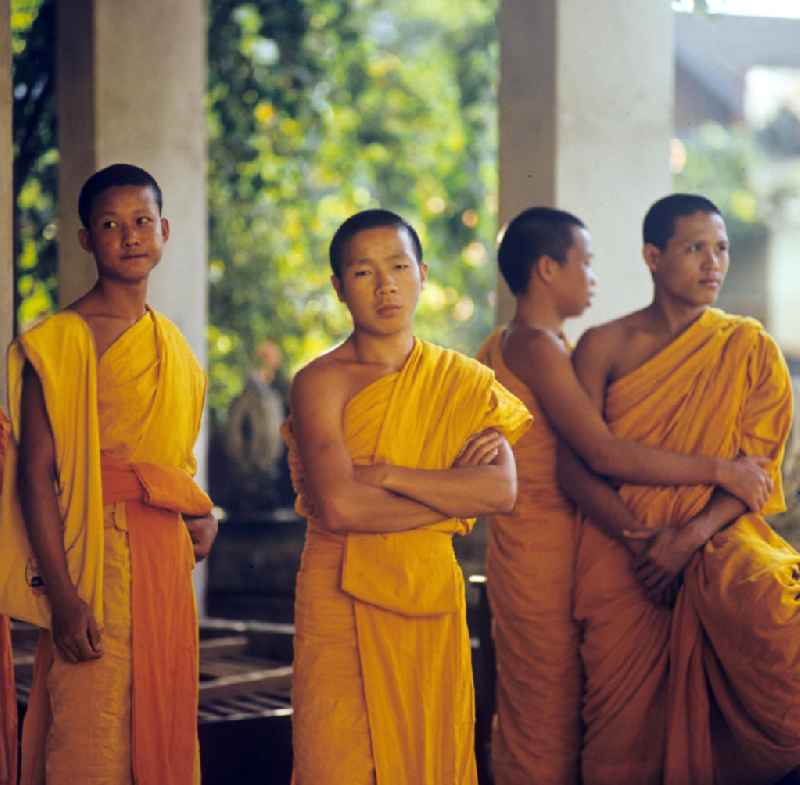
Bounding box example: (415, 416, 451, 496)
(673, 124, 768, 245)
(206, 0, 499, 423)
(12, 0, 57, 330)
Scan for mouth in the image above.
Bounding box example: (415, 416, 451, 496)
(376, 303, 403, 316)
(121, 254, 149, 261)
(699, 279, 721, 288)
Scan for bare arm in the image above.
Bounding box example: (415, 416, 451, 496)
(511, 329, 770, 510)
(357, 431, 517, 517)
(556, 441, 643, 547)
(18, 362, 102, 662)
(291, 363, 448, 534)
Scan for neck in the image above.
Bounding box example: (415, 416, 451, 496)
(348, 327, 415, 370)
(92, 277, 149, 320)
(645, 291, 707, 336)
(511, 288, 566, 335)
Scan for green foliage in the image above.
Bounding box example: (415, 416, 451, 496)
(12, 0, 58, 331)
(207, 0, 499, 422)
(674, 124, 768, 246)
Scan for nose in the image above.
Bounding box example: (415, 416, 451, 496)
(376, 272, 398, 294)
(705, 248, 722, 269)
(121, 223, 140, 246)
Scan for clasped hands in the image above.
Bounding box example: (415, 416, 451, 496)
(624, 454, 773, 608)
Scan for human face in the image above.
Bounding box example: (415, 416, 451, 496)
(332, 225, 427, 336)
(645, 211, 729, 308)
(78, 185, 169, 284)
(553, 226, 597, 317)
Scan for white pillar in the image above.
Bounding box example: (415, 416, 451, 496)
(1, 0, 12, 405)
(57, 0, 209, 608)
(498, 0, 674, 336)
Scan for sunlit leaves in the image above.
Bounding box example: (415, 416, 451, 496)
(207, 0, 499, 422)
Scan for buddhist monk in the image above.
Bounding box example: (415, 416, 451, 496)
(0, 163, 219, 785)
(283, 208, 532, 785)
(557, 193, 800, 785)
(476, 206, 772, 785)
(0, 409, 16, 785)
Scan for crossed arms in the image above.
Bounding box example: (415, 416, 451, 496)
(553, 327, 767, 605)
(290, 362, 518, 534)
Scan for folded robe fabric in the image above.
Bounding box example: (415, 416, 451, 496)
(476, 328, 581, 785)
(575, 308, 800, 785)
(0, 409, 17, 785)
(283, 338, 532, 785)
(1, 309, 208, 785)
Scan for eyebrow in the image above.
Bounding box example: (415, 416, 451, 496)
(346, 252, 410, 267)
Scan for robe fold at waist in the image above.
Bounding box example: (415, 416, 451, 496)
(102, 456, 208, 785)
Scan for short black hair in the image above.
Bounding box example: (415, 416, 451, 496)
(498, 207, 585, 295)
(329, 209, 423, 277)
(643, 193, 721, 250)
(78, 163, 163, 228)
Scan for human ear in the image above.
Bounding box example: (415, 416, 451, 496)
(78, 227, 93, 253)
(160, 217, 170, 243)
(537, 256, 558, 284)
(642, 243, 660, 275)
(331, 274, 346, 303)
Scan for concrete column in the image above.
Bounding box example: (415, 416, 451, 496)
(1, 0, 12, 405)
(57, 0, 207, 356)
(498, 0, 674, 337)
(57, 0, 209, 606)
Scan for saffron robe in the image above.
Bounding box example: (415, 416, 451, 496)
(0, 309, 209, 785)
(575, 308, 799, 785)
(283, 338, 532, 785)
(0, 409, 17, 785)
(476, 328, 581, 785)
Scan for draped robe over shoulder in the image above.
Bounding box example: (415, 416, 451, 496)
(0, 309, 210, 785)
(283, 338, 531, 785)
(0, 409, 16, 785)
(476, 328, 581, 785)
(575, 308, 799, 785)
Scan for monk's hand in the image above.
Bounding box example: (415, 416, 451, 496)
(718, 456, 773, 512)
(624, 527, 696, 607)
(50, 592, 103, 663)
(184, 513, 219, 562)
(454, 429, 502, 468)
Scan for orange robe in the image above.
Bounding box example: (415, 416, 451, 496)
(575, 308, 799, 785)
(0, 409, 17, 785)
(476, 329, 581, 785)
(283, 338, 532, 785)
(0, 309, 209, 785)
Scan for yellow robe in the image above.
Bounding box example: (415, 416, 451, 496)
(476, 328, 581, 785)
(0, 409, 17, 785)
(0, 309, 209, 785)
(283, 338, 532, 785)
(574, 308, 799, 785)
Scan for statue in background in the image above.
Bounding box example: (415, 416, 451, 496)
(211, 340, 293, 513)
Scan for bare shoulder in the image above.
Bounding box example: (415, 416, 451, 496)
(291, 352, 351, 407)
(575, 320, 623, 359)
(506, 325, 568, 364)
